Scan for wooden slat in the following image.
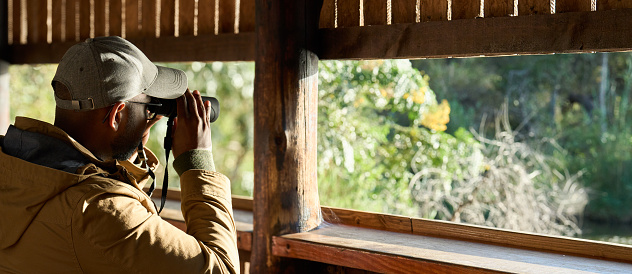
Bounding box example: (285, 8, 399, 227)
(319, 0, 335, 28)
(1, 0, 7, 49)
(198, 0, 215, 35)
(518, 0, 551, 15)
(8, 33, 255, 63)
(321, 206, 412, 233)
(317, 9, 632, 59)
(109, 0, 123, 36)
(391, 0, 416, 24)
(363, 0, 387, 26)
(556, 0, 592, 13)
(51, 0, 63, 42)
(79, 0, 91, 39)
(27, 0, 47, 44)
(452, 0, 480, 20)
(238, 0, 254, 32)
(11, 0, 21, 44)
(338, 0, 360, 27)
(65, 0, 78, 41)
(125, 0, 140, 38)
(484, 0, 514, 17)
(598, 0, 632, 10)
(179, 0, 194, 36)
(159, 0, 174, 37)
(421, 0, 448, 21)
(94, 0, 107, 37)
(218, 0, 235, 34)
(141, 0, 156, 37)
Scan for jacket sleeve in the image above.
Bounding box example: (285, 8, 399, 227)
(71, 150, 239, 274)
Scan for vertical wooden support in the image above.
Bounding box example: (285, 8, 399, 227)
(598, 0, 632, 10)
(51, 0, 63, 42)
(338, 0, 360, 27)
(198, 0, 215, 35)
(65, 0, 78, 41)
(141, 0, 156, 37)
(27, 0, 47, 44)
(556, 0, 592, 13)
(364, 0, 387, 26)
(252, 0, 322, 272)
(109, 0, 123, 36)
(179, 0, 194, 36)
(422, 0, 448, 21)
(238, 0, 254, 33)
(218, 0, 235, 33)
(79, 0, 91, 39)
(319, 0, 335, 28)
(0, 0, 8, 135)
(159, 0, 174, 37)
(518, 0, 551, 15)
(452, 0, 480, 19)
(11, 0, 21, 44)
(94, 0, 107, 37)
(392, 0, 416, 24)
(125, 0, 140, 38)
(484, 0, 515, 17)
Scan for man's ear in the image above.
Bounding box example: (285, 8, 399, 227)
(106, 102, 126, 131)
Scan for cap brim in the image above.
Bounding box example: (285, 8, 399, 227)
(144, 66, 188, 99)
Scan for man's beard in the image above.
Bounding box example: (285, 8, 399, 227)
(111, 107, 145, 161)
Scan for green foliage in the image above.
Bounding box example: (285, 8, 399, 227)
(8, 65, 57, 123)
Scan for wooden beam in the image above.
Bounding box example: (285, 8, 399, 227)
(65, 0, 78, 42)
(239, 0, 255, 33)
(1, 0, 8, 135)
(422, 0, 448, 21)
(159, 0, 175, 37)
(218, 0, 236, 33)
(452, 0, 480, 20)
(109, 0, 123, 37)
(391, 0, 417, 24)
(518, 0, 551, 15)
(484, 0, 515, 17)
(27, 0, 47, 44)
(556, 0, 593, 13)
(7, 33, 255, 64)
(251, 0, 322, 271)
(317, 9, 632, 60)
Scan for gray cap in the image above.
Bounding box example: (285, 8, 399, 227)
(52, 36, 187, 110)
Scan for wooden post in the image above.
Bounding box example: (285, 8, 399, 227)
(252, 0, 322, 272)
(1, 0, 9, 135)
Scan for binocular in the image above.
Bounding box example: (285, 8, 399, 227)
(150, 96, 220, 123)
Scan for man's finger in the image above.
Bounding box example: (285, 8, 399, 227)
(176, 92, 187, 119)
(185, 89, 198, 117)
(193, 90, 206, 119)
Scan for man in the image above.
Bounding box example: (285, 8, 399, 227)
(0, 36, 239, 273)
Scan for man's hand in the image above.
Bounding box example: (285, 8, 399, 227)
(172, 89, 213, 159)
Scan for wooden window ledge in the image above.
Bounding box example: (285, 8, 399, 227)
(155, 196, 632, 273)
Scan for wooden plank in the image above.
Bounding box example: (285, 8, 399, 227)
(412, 218, 632, 263)
(238, 0, 254, 32)
(10, 0, 20, 44)
(8, 33, 255, 63)
(65, 0, 78, 41)
(78, 0, 90, 39)
(94, 0, 106, 37)
(391, 0, 416, 24)
(452, 0, 480, 20)
(51, 0, 63, 42)
(178, 0, 194, 36)
(159, 0, 174, 37)
(275, 225, 632, 273)
(125, 0, 140, 38)
(556, 0, 592, 13)
(598, 0, 632, 10)
(27, 0, 47, 44)
(317, 9, 632, 59)
(518, 0, 551, 15)
(363, 0, 387, 26)
(218, 0, 235, 33)
(197, 0, 215, 35)
(109, 0, 123, 36)
(321, 206, 412, 234)
(251, 0, 322, 271)
(141, 0, 156, 37)
(319, 0, 335, 28)
(232, 195, 254, 211)
(484, 0, 514, 17)
(421, 0, 448, 21)
(338, 0, 360, 27)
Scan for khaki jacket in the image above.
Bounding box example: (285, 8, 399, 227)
(0, 117, 239, 273)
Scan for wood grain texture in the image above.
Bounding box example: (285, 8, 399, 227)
(251, 0, 322, 272)
(65, 0, 78, 41)
(484, 0, 514, 17)
(159, 0, 174, 37)
(141, 0, 156, 37)
(10, 0, 20, 44)
(452, 0, 480, 19)
(321, 206, 412, 233)
(518, 0, 551, 15)
(218, 0, 235, 33)
(78, 0, 91, 39)
(179, 0, 194, 36)
(317, 9, 632, 59)
(125, 0, 140, 38)
(238, 0, 254, 33)
(109, 0, 123, 36)
(338, 0, 360, 27)
(363, 0, 387, 26)
(94, 0, 106, 37)
(27, 0, 47, 44)
(391, 0, 416, 24)
(556, 0, 592, 13)
(51, 0, 63, 42)
(319, 0, 335, 28)
(598, 0, 632, 10)
(421, 0, 448, 21)
(197, 0, 215, 35)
